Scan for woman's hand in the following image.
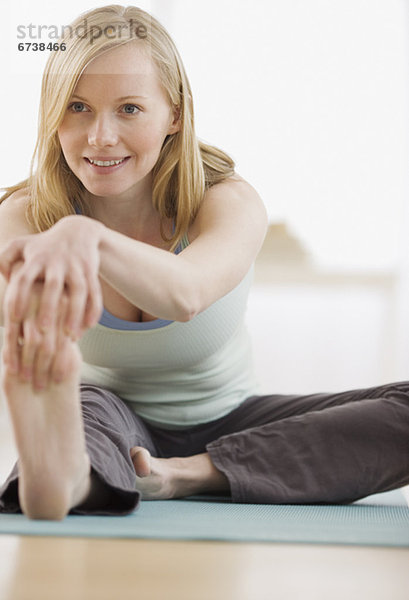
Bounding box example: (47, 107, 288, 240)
(0, 215, 104, 341)
(2, 279, 75, 391)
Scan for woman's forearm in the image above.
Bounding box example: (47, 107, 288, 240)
(97, 221, 199, 322)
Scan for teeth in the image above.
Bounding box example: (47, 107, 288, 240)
(89, 158, 125, 166)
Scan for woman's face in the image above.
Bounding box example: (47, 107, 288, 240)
(57, 42, 180, 203)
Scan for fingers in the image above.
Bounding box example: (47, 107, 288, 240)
(82, 273, 103, 330)
(63, 268, 88, 339)
(17, 293, 71, 391)
(31, 318, 62, 391)
(2, 221, 103, 327)
(3, 282, 72, 391)
(50, 296, 75, 384)
(2, 268, 26, 374)
(21, 317, 44, 387)
(2, 236, 102, 386)
(35, 294, 70, 389)
(15, 285, 54, 388)
(0, 238, 25, 280)
(63, 262, 103, 336)
(35, 265, 101, 340)
(4, 260, 43, 322)
(8, 265, 101, 342)
(3, 268, 100, 388)
(35, 269, 65, 333)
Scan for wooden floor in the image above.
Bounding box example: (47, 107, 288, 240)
(0, 535, 408, 600)
(1, 416, 409, 600)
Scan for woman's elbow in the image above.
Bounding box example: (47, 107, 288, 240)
(175, 300, 199, 322)
(173, 288, 201, 322)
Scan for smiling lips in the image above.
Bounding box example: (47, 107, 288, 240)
(85, 156, 130, 172)
(86, 156, 129, 166)
(89, 158, 124, 166)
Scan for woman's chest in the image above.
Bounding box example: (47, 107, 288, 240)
(100, 278, 158, 323)
(97, 220, 198, 324)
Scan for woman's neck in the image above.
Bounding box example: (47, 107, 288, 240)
(85, 192, 173, 246)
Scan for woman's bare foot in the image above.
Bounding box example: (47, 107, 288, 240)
(1, 340, 91, 520)
(130, 446, 230, 500)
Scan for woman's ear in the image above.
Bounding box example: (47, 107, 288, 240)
(168, 107, 181, 134)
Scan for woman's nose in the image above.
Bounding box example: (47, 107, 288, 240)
(87, 114, 119, 147)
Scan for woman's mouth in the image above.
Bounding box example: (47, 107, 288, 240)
(85, 156, 131, 173)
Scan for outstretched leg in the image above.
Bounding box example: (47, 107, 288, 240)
(207, 386, 409, 503)
(132, 382, 409, 503)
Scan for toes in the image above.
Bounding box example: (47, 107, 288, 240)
(130, 446, 151, 478)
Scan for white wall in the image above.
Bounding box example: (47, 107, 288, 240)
(151, 0, 409, 271)
(247, 277, 398, 394)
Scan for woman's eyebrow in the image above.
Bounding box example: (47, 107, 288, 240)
(117, 95, 149, 101)
(70, 94, 148, 101)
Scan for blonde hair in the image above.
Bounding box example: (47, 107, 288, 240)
(0, 5, 235, 251)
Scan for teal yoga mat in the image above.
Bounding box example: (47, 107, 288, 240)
(0, 489, 408, 547)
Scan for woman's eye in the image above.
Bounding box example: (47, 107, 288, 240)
(122, 104, 140, 114)
(69, 102, 87, 113)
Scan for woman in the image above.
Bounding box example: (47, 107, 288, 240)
(0, 5, 408, 520)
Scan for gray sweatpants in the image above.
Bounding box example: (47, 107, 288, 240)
(1, 381, 409, 515)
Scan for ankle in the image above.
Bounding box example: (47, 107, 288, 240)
(173, 453, 230, 496)
(72, 470, 117, 512)
(70, 453, 92, 507)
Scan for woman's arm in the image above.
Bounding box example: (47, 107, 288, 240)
(97, 177, 268, 320)
(0, 178, 266, 388)
(0, 212, 103, 337)
(0, 178, 267, 329)
(0, 190, 36, 326)
(2, 276, 72, 390)
(0, 194, 76, 389)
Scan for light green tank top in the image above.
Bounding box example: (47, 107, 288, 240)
(79, 233, 259, 429)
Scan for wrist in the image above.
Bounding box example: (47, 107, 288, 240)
(55, 214, 106, 247)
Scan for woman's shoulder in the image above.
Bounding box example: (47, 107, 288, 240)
(0, 187, 35, 237)
(0, 186, 30, 209)
(206, 172, 256, 193)
(204, 173, 266, 216)
(188, 173, 267, 243)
